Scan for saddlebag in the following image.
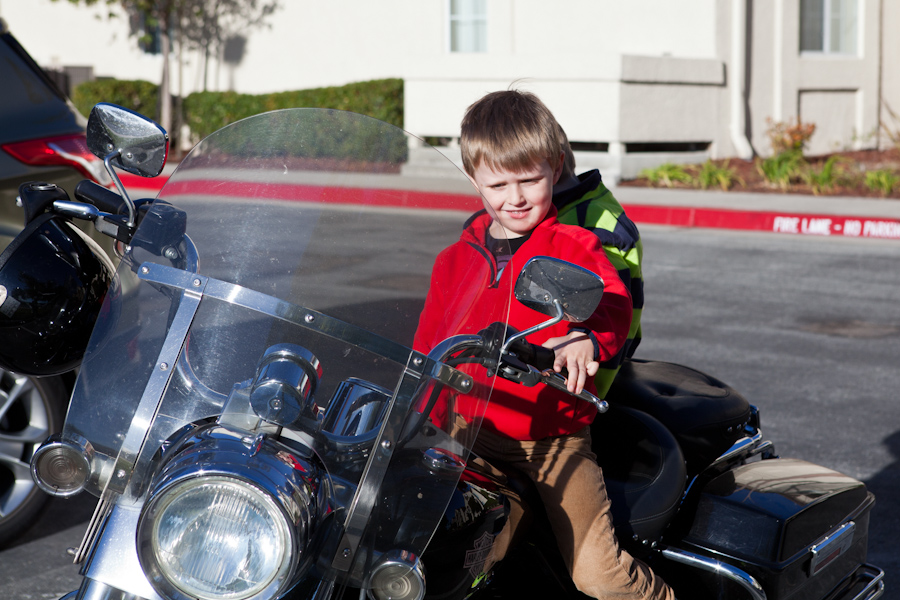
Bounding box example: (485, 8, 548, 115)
(674, 457, 875, 599)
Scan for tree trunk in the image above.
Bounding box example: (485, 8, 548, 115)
(158, 10, 172, 136)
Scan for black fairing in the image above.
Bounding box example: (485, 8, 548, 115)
(0, 212, 115, 376)
(421, 471, 508, 599)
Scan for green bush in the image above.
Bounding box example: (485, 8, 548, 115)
(694, 160, 742, 191)
(864, 169, 900, 196)
(638, 163, 693, 187)
(756, 149, 806, 191)
(183, 78, 404, 141)
(72, 78, 404, 145)
(72, 79, 159, 121)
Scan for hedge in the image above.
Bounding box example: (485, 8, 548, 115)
(71, 78, 404, 142)
(72, 79, 159, 122)
(183, 78, 404, 140)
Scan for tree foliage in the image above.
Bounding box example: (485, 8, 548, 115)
(53, 0, 280, 138)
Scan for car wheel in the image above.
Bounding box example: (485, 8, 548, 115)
(0, 370, 67, 547)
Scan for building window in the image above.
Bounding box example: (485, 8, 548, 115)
(449, 0, 486, 53)
(800, 0, 858, 55)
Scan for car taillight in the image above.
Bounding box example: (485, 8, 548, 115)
(2, 133, 111, 186)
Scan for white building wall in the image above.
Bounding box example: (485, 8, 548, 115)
(1, 0, 895, 173)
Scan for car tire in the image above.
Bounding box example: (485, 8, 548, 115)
(0, 370, 67, 547)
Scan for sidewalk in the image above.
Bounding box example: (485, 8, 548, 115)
(121, 167, 900, 242)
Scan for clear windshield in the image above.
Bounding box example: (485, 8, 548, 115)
(62, 108, 510, 586)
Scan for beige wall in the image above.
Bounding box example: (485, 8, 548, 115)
(2, 0, 897, 172)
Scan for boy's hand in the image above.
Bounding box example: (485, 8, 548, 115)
(541, 332, 599, 395)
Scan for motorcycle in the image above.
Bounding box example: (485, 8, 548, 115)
(17, 104, 883, 600)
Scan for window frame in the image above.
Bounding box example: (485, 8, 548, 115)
(446, 0, 487, 54)
(799, 0, 860, 57)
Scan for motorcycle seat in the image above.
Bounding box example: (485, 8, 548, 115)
(605, 359, 751, 475)
(591, 405, 686, 553)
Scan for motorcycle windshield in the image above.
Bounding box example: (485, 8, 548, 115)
(62, 108, 511, 582)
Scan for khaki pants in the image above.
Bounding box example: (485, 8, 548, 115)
(473, 427, 674, 600)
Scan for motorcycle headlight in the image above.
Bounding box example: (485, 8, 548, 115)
(137, 425, 325, 600)
(144, 476, 291, 599)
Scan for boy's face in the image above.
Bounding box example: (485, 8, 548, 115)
(471, 155, 563, 239)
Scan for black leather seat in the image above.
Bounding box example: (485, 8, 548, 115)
(605, 359, 752, 476)
(591, 405, 686, 553)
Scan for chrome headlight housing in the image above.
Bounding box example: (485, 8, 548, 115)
(137, 425, 326, 600)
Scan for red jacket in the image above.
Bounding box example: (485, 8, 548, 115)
(414, 209, 632, 440)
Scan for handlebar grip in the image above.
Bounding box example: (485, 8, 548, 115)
(74, 180, 127, 215)
(508, 338, 556, 371)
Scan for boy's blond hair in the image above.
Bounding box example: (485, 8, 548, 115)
(460, 90, 563, 177)
(558, 125, 577, 180)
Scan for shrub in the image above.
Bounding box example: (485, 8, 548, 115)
(802, 155, 845, 195)
(694, 160, 742, 191)
(864, 169, 900, 196)
(183, 78, 403, 142)
(756, 150, 806, 191)
(766, 117, 816, 155)
(72, 79, 159, 121)
(638, 163, 693, 187)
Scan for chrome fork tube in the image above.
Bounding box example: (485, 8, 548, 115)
(63, 579, 149, 600)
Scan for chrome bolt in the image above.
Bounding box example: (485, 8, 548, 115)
(140, 266, 150, 274)
(305, 314, 315, 323)
(160, 362, 169, 371)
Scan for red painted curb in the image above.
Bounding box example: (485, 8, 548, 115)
(624, 204, 900, 240)
(119, 174, 900, 241)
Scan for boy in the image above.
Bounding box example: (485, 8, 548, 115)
(414, 90, 673, 599)
(553, 129, 645, 399)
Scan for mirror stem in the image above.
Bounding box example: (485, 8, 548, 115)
(500, 299, 565, 357)
(103, 151, 136, 227)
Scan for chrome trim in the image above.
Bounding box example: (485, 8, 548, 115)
(661, 547, 766, 600)
(138, 427, 320, 600)
(82, 504, 164, 599)
(106, 271, 206, 495)
(709, 429, 764, 468)
(810, 521, 856, 576)
(500, 299, 564, 356)
(73, 490, 114, 564)
(68, 579, 150, 599)
(139, 262, 472, 394)
(330, 353, 431, 574)
(31, 433, 94, 497)
(848, 564, 885, 600)
(102, 151, 135, 226)
(366, 549, 426, 600)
